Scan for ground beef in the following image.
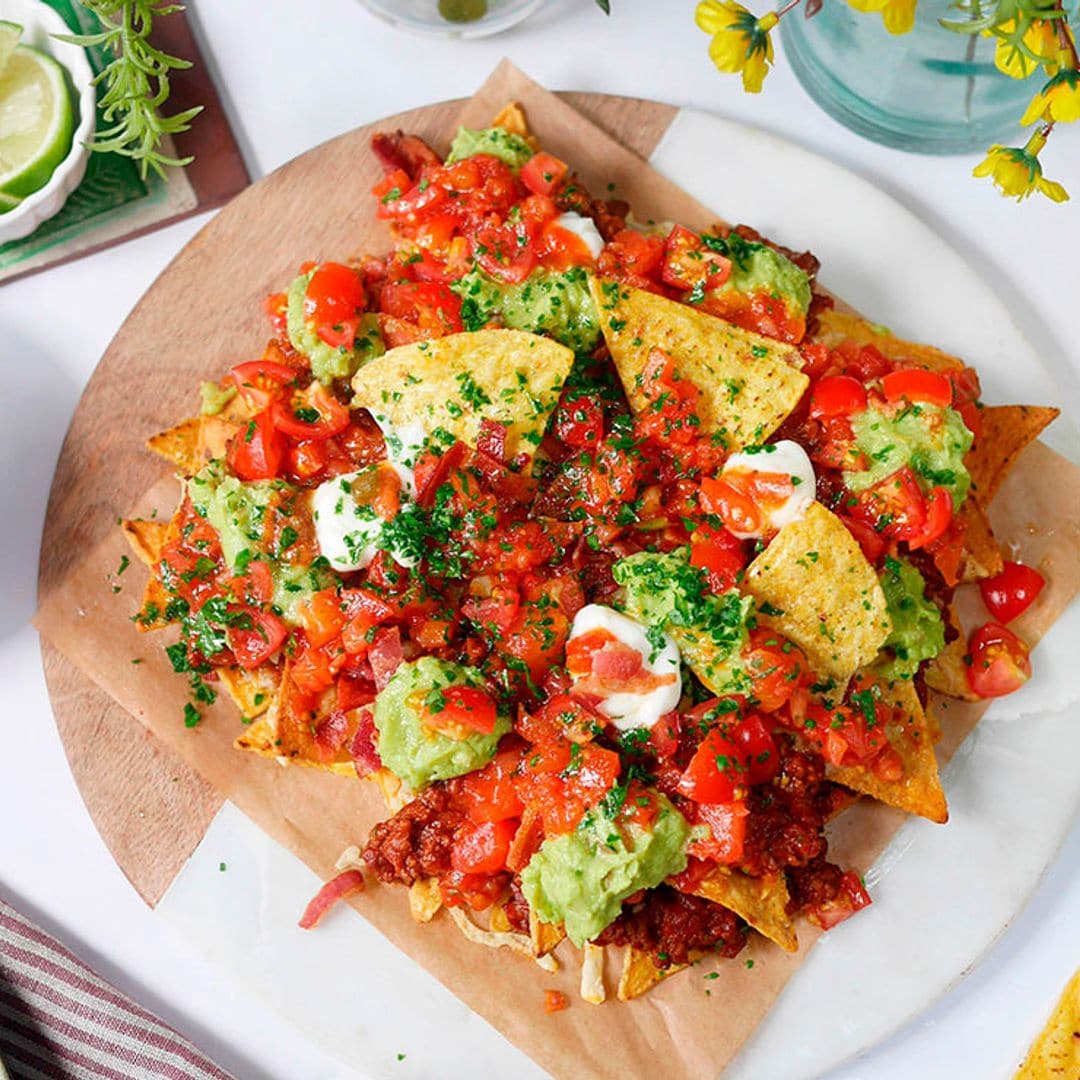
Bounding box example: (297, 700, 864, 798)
(786, 855, 846, 915)
(504, 879, 531, 935)
(362, 786, 465, 885)
(595, 886, 748, 967)
(740, 740, 831, 877)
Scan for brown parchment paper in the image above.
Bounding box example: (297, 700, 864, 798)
(35, 62, 1080, 1080)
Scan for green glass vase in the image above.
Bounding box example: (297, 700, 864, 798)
(780, 0, 1042, 153)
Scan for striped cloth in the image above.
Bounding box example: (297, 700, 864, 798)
(0, 897, 233, 1080)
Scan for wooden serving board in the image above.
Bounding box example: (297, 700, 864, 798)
(37, 91, 677, 906)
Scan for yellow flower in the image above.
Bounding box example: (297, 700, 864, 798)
(846, 0, 917, 35)
(990, 18, 1060, 80)
(1021, 69, 1080, 125)
(972, 144, 1069, 203)
(695, 1, 779, 93)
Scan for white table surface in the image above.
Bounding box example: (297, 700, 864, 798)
(2, 1, 1078, 1077)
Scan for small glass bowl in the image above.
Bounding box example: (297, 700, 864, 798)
(358, 0, 548, 39)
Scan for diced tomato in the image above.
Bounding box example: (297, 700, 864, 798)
(687, 801, 748, 865)
(678, 727, 743, 803)
(228, 410, 287, 481)
(521, 151, 568, 196)
(596, 228, 665, 290)
(957, 400, 982, 441)
(228, 606, 288, 669)
(514, 741, 620, 835)
(230, 556, 274, 606)
(379, 280, 463, 336)
(475, 418, 508, 464)
(852, 466, 927, 544)
(809, 375, 867, 419)
(303, 262, 365, 349)
(798, 342, 833, 378)
(414, 441, 469, 506)
(544, 989, 569, 1014)
(837, 343, 891, 382)
(473, 220, 537, 284)
(648, 711, 681, 758)
(423, 684, 500, 736)
(451, 818, 518, 875)
(806, 870, 871, 931)
(731, 714, 780, 785)
(966, 622, 1032, 698)
(291, 642, 338, 694)
(454, 747, 525, 823)
(699, 476, 764, 539)
(287, 439, 329, 480)
(231, 358, 296, 410)
(882, 368, 953, 408)
(297, 869, 365, 930)
(660, 225, 731, 292)
(689, 525, 746, 593)
(271, 381, 351, 441)
(979, 561, 1045, 623)
(554, 393, 604, 449)
(438, 870, 509, 913)
(297, 588, 345, 649)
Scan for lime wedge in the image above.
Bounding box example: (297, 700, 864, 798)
(0, 189, 22, 214)
(0, 21, 22, 78)
(0, 44, 75, 199)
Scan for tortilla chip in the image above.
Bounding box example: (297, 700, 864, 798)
(351, 329, 574, 461)
(580, 943, 607, 1004)
(489, 901, 512, 933)
(134, 577, 173, 631)
(370, 766, 409, 812)
(120, 519, 170, 567)
(147, 417, 204, 473)
(530, 908, 566, 957)
(591, 279, 808, 452)
(1014, 967, 1080, 1080)
(218, 664, 278, 719)
(956, 498, 1004, 582)
(968, 405, 1059, 508)
(238, 658, 357, 775)
(491, 101, 537, 148)
(197, 414, 242, 464)
(829, 674, 948, 823)
(690, 868, 797, 953)
(448, 907, 550, 968)
(813, 309, 964, 373)
(617, 948, 690, 1002)
(745, 502, 891, 682)
(408, 879, 443, 924)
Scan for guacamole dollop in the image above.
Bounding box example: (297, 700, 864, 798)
(614, 548, 755, 694)
(374, 657, 510, 791)
(446, 126, 534, 169)
(520, 792, 690, 946)
(706, 233, 812, 316)
(878, 556, 946, 680)
(188, 462, 335, 624)
(451, 266, 600, 354)
(846, 402, 974, 506)
(286, 271, 384, 385)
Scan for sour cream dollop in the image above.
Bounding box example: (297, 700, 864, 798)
(310, 461, 415, 572)
(720, 439, 816, 539)
(566, 604, 681, 732)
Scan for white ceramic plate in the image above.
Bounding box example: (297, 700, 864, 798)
(0, 0, 96, 244)
(157, 107, 1080, 1079)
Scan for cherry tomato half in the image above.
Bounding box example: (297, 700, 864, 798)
(966, 622, 1032, 698)
(979, 561, 1045, 623)
(881, 369, 953, 408)
(809, 375, 867, 419)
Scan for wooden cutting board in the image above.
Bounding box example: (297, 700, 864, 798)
(37, 91, 678, 906)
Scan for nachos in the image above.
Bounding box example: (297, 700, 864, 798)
(124, 105, 1058, 1002)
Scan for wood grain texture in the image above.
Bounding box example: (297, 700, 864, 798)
(37, 93, 678, 906)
